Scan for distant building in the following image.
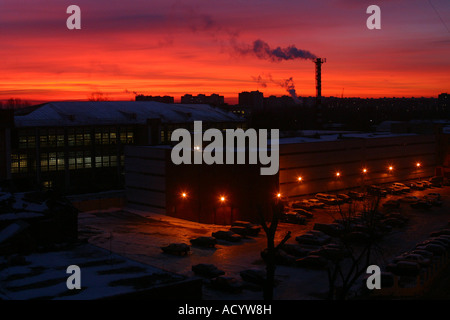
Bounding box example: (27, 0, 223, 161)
(439, 93, 448, 113)
(238, 91, 264, 111)
(0, 101, 244, 193)
(180, 94, 225, 106)
(264, 95, 296, 110)
(135, 95, 174, 104)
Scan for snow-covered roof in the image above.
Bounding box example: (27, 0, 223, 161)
(14, 101, 243, 127)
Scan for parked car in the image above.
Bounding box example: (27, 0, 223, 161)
(409, 181, 425, 190)
(399, 196, 419, 203)
(429, 176, 444, 187)
(430, 229, 450, 237)
(392, 182, 410, 192)
(292, 200, 313, 210)
(315, 193, 339, 205)
(410, 249, 434, 259)
(416, 243, 446, 256)
(280, 212, 306, 225)
(367, 185, 388, 197)
(381, 217, 406, 228)
(427, 192, 441, 200)
(239, 269, 266, 286)
(212, 230, 242, 242)
(310, 243, 350, 261)
(337, 194, 351, 203)
(386, 261, 421, 277)
(426, 237, 450, 249)
(307, 199, 325, 208)
(423, 196, 443, 207)
(420, 181, 432, 188)
(386, 186, 404, 195)
(392, 253, 431, 267)
(295, 230, 331, 246)
(293, 208, 314, 218)
(347, 191, 364, 200)
(280, 243, 312, 258)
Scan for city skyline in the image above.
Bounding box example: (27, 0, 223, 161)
(1, 0, 449, 104)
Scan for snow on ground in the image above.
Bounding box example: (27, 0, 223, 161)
(0, 243, 186, 300)
(1, 184, 449, 300)
(78, 185, 450, 300)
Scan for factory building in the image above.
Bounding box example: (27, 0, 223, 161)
(0, 101, 244, 193)
(124, 131, 438, 224)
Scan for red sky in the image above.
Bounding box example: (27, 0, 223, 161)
(0, 0, 449, 104)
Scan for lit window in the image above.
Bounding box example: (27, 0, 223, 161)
(40, 135, 48, 148)
(57, 135, 65, 147)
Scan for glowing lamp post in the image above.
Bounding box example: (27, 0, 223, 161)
(416, 162, 422, 179)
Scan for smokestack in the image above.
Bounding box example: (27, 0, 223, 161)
(314, 58, 326, 127)
(314, 58, 326, 104)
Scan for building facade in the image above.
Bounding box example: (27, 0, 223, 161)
(1, 101, 244, 193)
(124, 132, 438, 224)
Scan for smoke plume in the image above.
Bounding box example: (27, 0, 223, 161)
(282, 77, 300, 104)
(238, 39, 317, 62)
(252, 74, 301, 104)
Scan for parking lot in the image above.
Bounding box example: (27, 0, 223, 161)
(78, 177, 450, 299)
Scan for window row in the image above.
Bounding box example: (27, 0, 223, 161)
(11, 153, 125, 174)
(18, 128, 135, 148)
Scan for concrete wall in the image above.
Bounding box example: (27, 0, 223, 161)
(279, 134, 437, 198)
(124, 145, 278, 224)
(124, 146, 167, 215)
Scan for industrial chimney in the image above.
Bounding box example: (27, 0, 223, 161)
(314, 58, 326, 128)
(314, 58, 326, 104)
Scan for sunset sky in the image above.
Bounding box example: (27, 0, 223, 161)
(1, 0, 449, 104)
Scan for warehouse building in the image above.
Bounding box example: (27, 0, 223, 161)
(124, 131, 438, 224)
